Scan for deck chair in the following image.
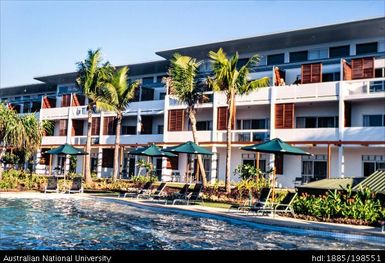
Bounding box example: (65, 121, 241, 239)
(172, 183, 203, 205)
(228, 188, 272, 213)
(123, 182, 152, 198)
(137, 182, 167, 199)
(66, 177, 84, 194)
(164, 183, 190, 204)
(250, 191, 297, 217)
(44, 177, 59, 193)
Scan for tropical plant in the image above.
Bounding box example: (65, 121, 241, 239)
(207, 48, 269, 193)
(165, 53, 209, 187)
(76, 49, 114, 184)
(102, 66, 139, 181)
(0, 104, 47, 180)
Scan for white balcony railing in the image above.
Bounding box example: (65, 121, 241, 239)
(42, 136, 67, 145)
(344, 77, 385, 97)
(217, 129, 270, 142)
(70, 106, 88, 118)
(275, 128, 339, 142)
(100, 134, 163, 145)
(40, 107, 69, 119)
(166, 131, 212, 143)
(343, 127, 385, 142)
(276, 82, 338, 102)
(125, 100, 164, 113)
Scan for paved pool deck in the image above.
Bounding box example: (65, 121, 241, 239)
(1, 191, 384, 239)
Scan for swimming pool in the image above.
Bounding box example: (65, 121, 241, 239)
(1, 196, 384, 250)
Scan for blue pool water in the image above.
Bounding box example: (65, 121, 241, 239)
(0, 196, 384, 250)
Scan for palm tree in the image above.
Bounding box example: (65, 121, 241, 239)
(103, 66, 139, 181)
(207, 48, 269, 193)
(165, 53, 209, 188)
(76, 49, 113, 184)
(0, 104, 47, 179)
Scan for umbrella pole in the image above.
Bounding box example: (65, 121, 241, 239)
(271, 165, 276, 203)
(49, 154, 52, 177)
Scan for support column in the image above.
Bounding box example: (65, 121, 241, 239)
(65, 108, 73, 175)
(327, 144, 331, 179)
(338, 145, 345, 178)
(210, 145, 218, 184)
(212, 93, 218, 142)
(97, 147, 103, 178)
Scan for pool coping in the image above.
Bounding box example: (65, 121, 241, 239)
(1, 191, 384, 240)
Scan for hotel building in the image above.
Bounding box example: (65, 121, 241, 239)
(1, 17, 384, 188)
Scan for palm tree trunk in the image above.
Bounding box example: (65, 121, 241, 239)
(84, 105, 93, 184)
(225, 90, 235, 193)
(0, 146, 6, 180)
(112, 112, 122, 182)
(189, 109, 207, 188)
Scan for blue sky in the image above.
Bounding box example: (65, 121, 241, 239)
(0, 0, 384, 88)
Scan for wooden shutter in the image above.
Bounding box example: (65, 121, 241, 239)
(166, 157, 179, 170)
(352, 57, 374, 80)
(72, 120, 84, 136)
(168, 109, 184, 131)
(275, 103, 294, 129)
(217, 107, 228, 130)
(61, 94, 71, 107)
(72, 94, 85, 106)
(59, 120, 67, 136)
(42, 96, 51, 109)
(91, 117, 100, 136)
(301, 63, 322, 84)
(103, 117, 116, 135)
(342, 59, 352, 80)
(275, 154, 284, 175)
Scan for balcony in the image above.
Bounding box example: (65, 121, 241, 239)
(125, 100, 164, 114)
(344, 77, 385, 99)
(343, 127, 385, 142)
(70, 106, 88, 118)
(40, 107, 70, 120)
(275, 128, 339, 142)
(99, 134, 163, 145)
(217, 130, 270, 142)
(275, 82, 339, 102)
(166, 131, 212, 143)
(42, 136, 67, 145)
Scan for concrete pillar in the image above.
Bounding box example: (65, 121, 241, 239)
(163, 95, 169, 142)
(97, 147, 103, 178)
(210, 145, 218, 184)
(212, 93, 218, 141)
(338, 146, 345, 178)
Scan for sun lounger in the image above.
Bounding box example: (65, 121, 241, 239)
(137, 182, 167, 199)
(249, 191, 297, 217)
(172, 183, 203, 205)
(66, 177, 84, 194)
(44, 177, 59, 193)
(164, 183, 190, 204)
(228, 188, 271, 213)
(123, 182, 153, 198)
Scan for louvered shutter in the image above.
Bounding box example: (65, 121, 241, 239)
(217, 107, 228, 130)
(342, 59, 352, 80)
(352, 57, 374, 80)
(91, 117, 100, 136)
(59, 120, 67, 136)
(275, 103, 294, 129)
(275, 154, 284, 175)
(301, 63, 322, 84)
(168, 110, 184, 131)
(61, 94, 71, 107)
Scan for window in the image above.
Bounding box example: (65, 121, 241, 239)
(142, 77, 154, 84)
(375, 68, 385, 78)
(156, 75, 166, 83)
(296, 116, 338, 128)
(362, 155, 385, 177)
(157, 125, 164, 134)
(241, 153, 267, 172)
(290, 51, 308, 63)
(237, 119, 268, 130)
(356, 42, 378, 55)
(369, 80, 385, 92)
(301, 155, 327, 181)
(267, 53, 284, 65)
(363, 115, 384, 127)
(196, 121, 212, 131)
(102, 149, 114, 168)
(322, 72, 340, 82)
(329, 45, 350, 58)
(237, 58, 249, 68)
(122, 126, 136, 135)
(159, 92, 166, 100)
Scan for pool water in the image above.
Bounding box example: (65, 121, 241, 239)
(0, 197, 384, 250)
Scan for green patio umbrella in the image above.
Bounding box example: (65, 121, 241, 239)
(128, 143, 177, 176)
(45, 143, 88, 182)
(163, 141, 213, 183)
(241, 138, 312, 202)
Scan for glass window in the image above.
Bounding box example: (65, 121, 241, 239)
(237, 58, 249, 68)
(156, 75, 166, 83)
(142, 77, 154, 84)
(296, 117, 306, 128)
(251, 119, 266, 129)
(314, 161, 327, 180)
(305, 117, 317, 128)
(329, 45, 350, 58)
(157, 125, 164, 134)
(196, 121, 211, 131)
(356, 42, 378, 55)
(267, 53, 284, 65)
(243, 120, 251, 130)
(318, 117, 335, 128)
(159, 92, 166, 100)
(289, 51, 308, 63)
(302, 161, 313, 175)
(243, 159, 255, 167)
(363, 115, 383, 127)
(375, 68, 385, 78)
(363, 162, 375, 177)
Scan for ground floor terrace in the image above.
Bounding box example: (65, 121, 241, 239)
(34, 142, 385, 188)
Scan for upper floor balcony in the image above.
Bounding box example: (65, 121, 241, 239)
(344, 77, 385, 100)
(343, 127, 385, 142)
(275, 128, 339, 142)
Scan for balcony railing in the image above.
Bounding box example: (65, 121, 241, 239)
(343, 127, 385, 142)
(125, 100, 164, 113)
(275, 82, 338, 102)
(275, 128, 339, 142)
(217, 129, 270, 142)
(42, 136, 67, 145)
(99, 134, 163, 144)
(166, 131, 212, 143)
(40, 107, 70, 119)
(345, 77, 385, 96)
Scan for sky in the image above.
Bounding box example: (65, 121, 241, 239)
(0, 0, 384, 88)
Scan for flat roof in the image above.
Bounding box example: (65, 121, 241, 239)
(0, 83, 56, 98)
(156, 17, 385, 59)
